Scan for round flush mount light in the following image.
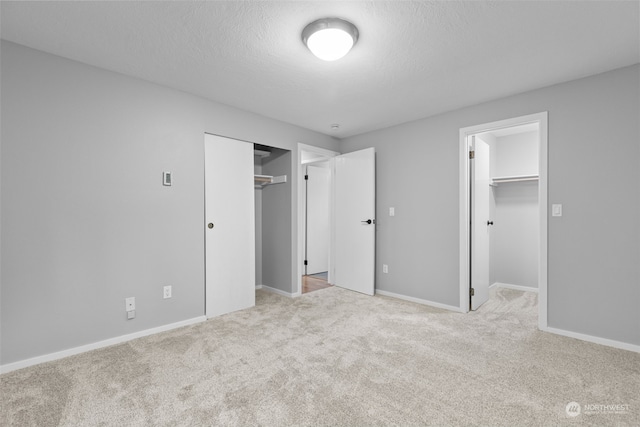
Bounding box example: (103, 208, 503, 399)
(302, 18, 359, 61)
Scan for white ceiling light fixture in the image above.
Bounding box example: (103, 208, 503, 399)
(302, 18, 359, 61)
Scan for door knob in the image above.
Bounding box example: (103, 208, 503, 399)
(487, 221, 494, 226)
(207, 223, 214, 229)
(361, 219, 373, 224)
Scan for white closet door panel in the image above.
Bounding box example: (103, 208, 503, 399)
(204, 134, 255, 318)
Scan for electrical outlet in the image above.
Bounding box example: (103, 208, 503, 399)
(389, 207, 395, 217)
(125, 297, 135, 312)
(383, 264, 389, 274)
(163, 285, 172, 299)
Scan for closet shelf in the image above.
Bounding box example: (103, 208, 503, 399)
(254, 174, 287, 188)
(254, 149, 271, 158)
(490, 174, 538, 186)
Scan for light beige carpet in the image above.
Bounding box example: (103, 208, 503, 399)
(1, 287, 639, 426)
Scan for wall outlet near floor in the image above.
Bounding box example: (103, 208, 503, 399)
(382, 264, 389, 274)
(125, 297, 135, 312)
(163, 285, 172, 299)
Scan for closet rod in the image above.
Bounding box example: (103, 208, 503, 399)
(491, 175, 539, 186)
(494, 177, 538, 183)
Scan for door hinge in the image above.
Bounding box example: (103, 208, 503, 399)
(304, 174, 309, 180)
(469, 150, 475, 159)
(470, 287, 475, 296)
(304, 260, 308, 266)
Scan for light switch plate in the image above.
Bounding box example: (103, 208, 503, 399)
(552, 204, 563, 217)
(389, 207, 395, 217)
(125, 297, 135, 312)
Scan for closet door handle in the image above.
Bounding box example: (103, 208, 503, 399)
(487, 221, 494, 226)
(361, 219, 374, 224)
(207, 223, 214, 229)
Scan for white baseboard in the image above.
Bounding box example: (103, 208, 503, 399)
(375, 289, 464, 313)
(0, 316, 207, 375)
(255, 284, 263, 290)
(540, 326, 640, 354)
(260, 285, 294, 298)
(493, 282, 538, 293)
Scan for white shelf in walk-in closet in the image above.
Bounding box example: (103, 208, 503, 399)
(254, 174, 287, 189)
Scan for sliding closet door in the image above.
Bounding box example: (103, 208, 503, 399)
(204, 134, 255, 318)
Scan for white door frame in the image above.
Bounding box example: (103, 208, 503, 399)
(459, 112, 548, 329)
(296, 143, 340, 296)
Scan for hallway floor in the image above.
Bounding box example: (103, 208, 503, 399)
(301, 272, 331, 294)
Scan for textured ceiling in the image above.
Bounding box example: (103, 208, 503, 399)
(1, 1, 639, 138)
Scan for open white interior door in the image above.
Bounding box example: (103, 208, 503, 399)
(204, 134, 255, 318)
(334, 148, 376, 296)
(471, 136, 490, 310)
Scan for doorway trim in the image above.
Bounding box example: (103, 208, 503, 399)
(296, 143, 340, 296)
(458, 112, 548, 330)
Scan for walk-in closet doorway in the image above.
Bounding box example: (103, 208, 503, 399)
(459, 112, 549, 329)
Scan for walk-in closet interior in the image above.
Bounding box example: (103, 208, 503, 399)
(480, 124, 540, 292)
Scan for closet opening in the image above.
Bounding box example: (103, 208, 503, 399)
(253, 144, 292, 297)
(459, 113, 548, 329)
(475, 123, 540, 308)
(204, 134, 295, 318)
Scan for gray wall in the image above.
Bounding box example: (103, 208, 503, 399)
(341, 64, 640, 346)
(0, 41, 338, 365)
(261, 149, 292, 293)
(490, 131, 539, 288)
